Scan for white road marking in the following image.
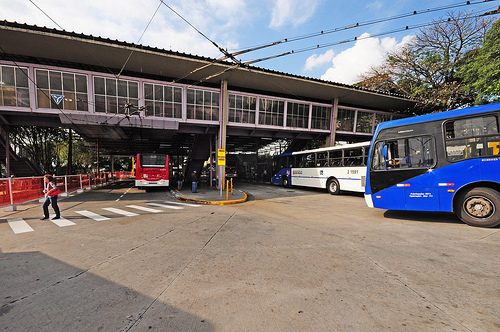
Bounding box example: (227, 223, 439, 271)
(7, 218, 34, 234)
(75, 210, 111, 221)
(126, 205, 162, 213)
(162, 201, 200, 207)
(50, 215, 76, 227)
(146, 202, 183, 210)
(102, 207, 139, 217)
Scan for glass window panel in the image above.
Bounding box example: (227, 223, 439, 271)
(486, 136, 500, 156)
(106, 96, 118, 113)
(76, 93, 88, 111)
(63, 73, 75, 92)
(187, 89, 195, 104)
(36, 70, 49, 89)
(63, 92, 76, 110)
(145, 101, 154, 116)
(144, 83, 153, 100)
(118, 97, 128, 114)
(94, 77, 105, 95)
(37, 89, 51, 108)
(15, 68, 29, 88)
(174, 88, 182, 103)
(165, 87, 173, 102)
(16, 88, 30, 107)
(106, 78, 116, 96)
(446, 116, 498, 139)
(337, 108, 355, 131)
(128, 98, 138, 108)
(118, 80, 128, 97)
(2, 66, 15, 86)
(174, 104, 182, 118)
(128, 81, 138, 98)
(356, 111, 373, 133)
(49, 71, 62, 90)
(94, 95, 106, 112)
(75, 74, 87, 93)
(154, 85, 163, 101)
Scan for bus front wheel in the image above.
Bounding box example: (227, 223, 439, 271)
(327, 178, 340, 195)
(456, 187, 500, 228)
(281, 176, 289, 187)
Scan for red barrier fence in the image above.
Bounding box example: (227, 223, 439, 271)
(0, 172, 133, 208)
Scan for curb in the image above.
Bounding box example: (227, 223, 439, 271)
(171, 189, 248, 206)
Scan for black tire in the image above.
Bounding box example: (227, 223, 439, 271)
(327, 178, 340, 195)
(455, 187, 500, 228)
(281, 176, 289, 187)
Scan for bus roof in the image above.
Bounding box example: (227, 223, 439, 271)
(274, 141, 370, 158)
(375, 102, 500, 132)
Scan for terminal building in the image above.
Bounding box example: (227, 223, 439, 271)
(0, 21, 415, 180)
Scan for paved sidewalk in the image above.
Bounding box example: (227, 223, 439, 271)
(171, 184, 247, 205)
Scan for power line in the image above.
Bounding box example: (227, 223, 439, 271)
(232, 0, 498, 57)
(117, 0, 163, 78)
(243, 9, 499, 65)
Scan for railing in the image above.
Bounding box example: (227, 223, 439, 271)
(0, 172, 133, 208)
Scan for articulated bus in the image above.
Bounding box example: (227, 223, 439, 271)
(271, 142, 370, 194)
(365, 102, 500, 228)
(135, 153, 169, 188)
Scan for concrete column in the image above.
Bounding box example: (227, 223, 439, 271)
(219, 80, 228, 194)
(327, 98, 339, 147)
(4, 125, 11, 178)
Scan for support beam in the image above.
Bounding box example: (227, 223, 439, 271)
(218, 79, 228, 194)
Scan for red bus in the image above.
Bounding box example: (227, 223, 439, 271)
(135, 153, 169, 188)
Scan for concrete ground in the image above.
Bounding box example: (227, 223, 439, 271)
(0, 180, 499, 331)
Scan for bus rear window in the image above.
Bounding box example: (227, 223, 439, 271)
(140, 154, 167, 168)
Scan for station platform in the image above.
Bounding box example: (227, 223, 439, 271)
(171, 185, 247, 205)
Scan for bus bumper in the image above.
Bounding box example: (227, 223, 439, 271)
(364, 194, 374, 208)
(135, 180, 169, 187)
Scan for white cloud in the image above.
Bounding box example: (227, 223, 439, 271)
(304, 49, 335, 71)
(321, 33, 415, 85)
(0, 0, 246, 58)
(269, 0, 318, 29)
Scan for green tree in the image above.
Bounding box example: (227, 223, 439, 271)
(357, 11, 493, 114)
(459, 19, 500, 104)
(10, 126, 66, 174)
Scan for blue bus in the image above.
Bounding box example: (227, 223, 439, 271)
(271, 142, 370, 194)
(365, 102, 500, 227)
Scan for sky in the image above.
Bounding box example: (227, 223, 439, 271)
(1, 0, 498, 85)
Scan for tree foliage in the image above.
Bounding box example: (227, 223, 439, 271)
(356, 11, 493, 114)
(458, 18, 500, 104)
(9, 126, 95, 175)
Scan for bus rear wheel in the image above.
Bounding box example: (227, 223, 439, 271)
(456, 187, 500, 228)
(327, 178, 340, 195)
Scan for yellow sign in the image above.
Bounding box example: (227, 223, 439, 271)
(218, 157, 226, 166)
(218, 149, 226, 157)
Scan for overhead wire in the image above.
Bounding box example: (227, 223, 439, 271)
(242, 7, 500, 65)
(231, 0, 498, 57)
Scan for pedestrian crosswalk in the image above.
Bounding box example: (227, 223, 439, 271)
(3, 201, 201, 234)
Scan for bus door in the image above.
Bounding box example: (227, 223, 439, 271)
(371, 136, 438, 211)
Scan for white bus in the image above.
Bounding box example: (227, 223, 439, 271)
(271, 142, 370, 194)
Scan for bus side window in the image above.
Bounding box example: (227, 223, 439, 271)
(329, 150, 343, 166)
(486, 137, 500, 156)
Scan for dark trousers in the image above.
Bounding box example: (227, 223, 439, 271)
(43, 195, 60, 218)
(192, 181, 197, 193)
